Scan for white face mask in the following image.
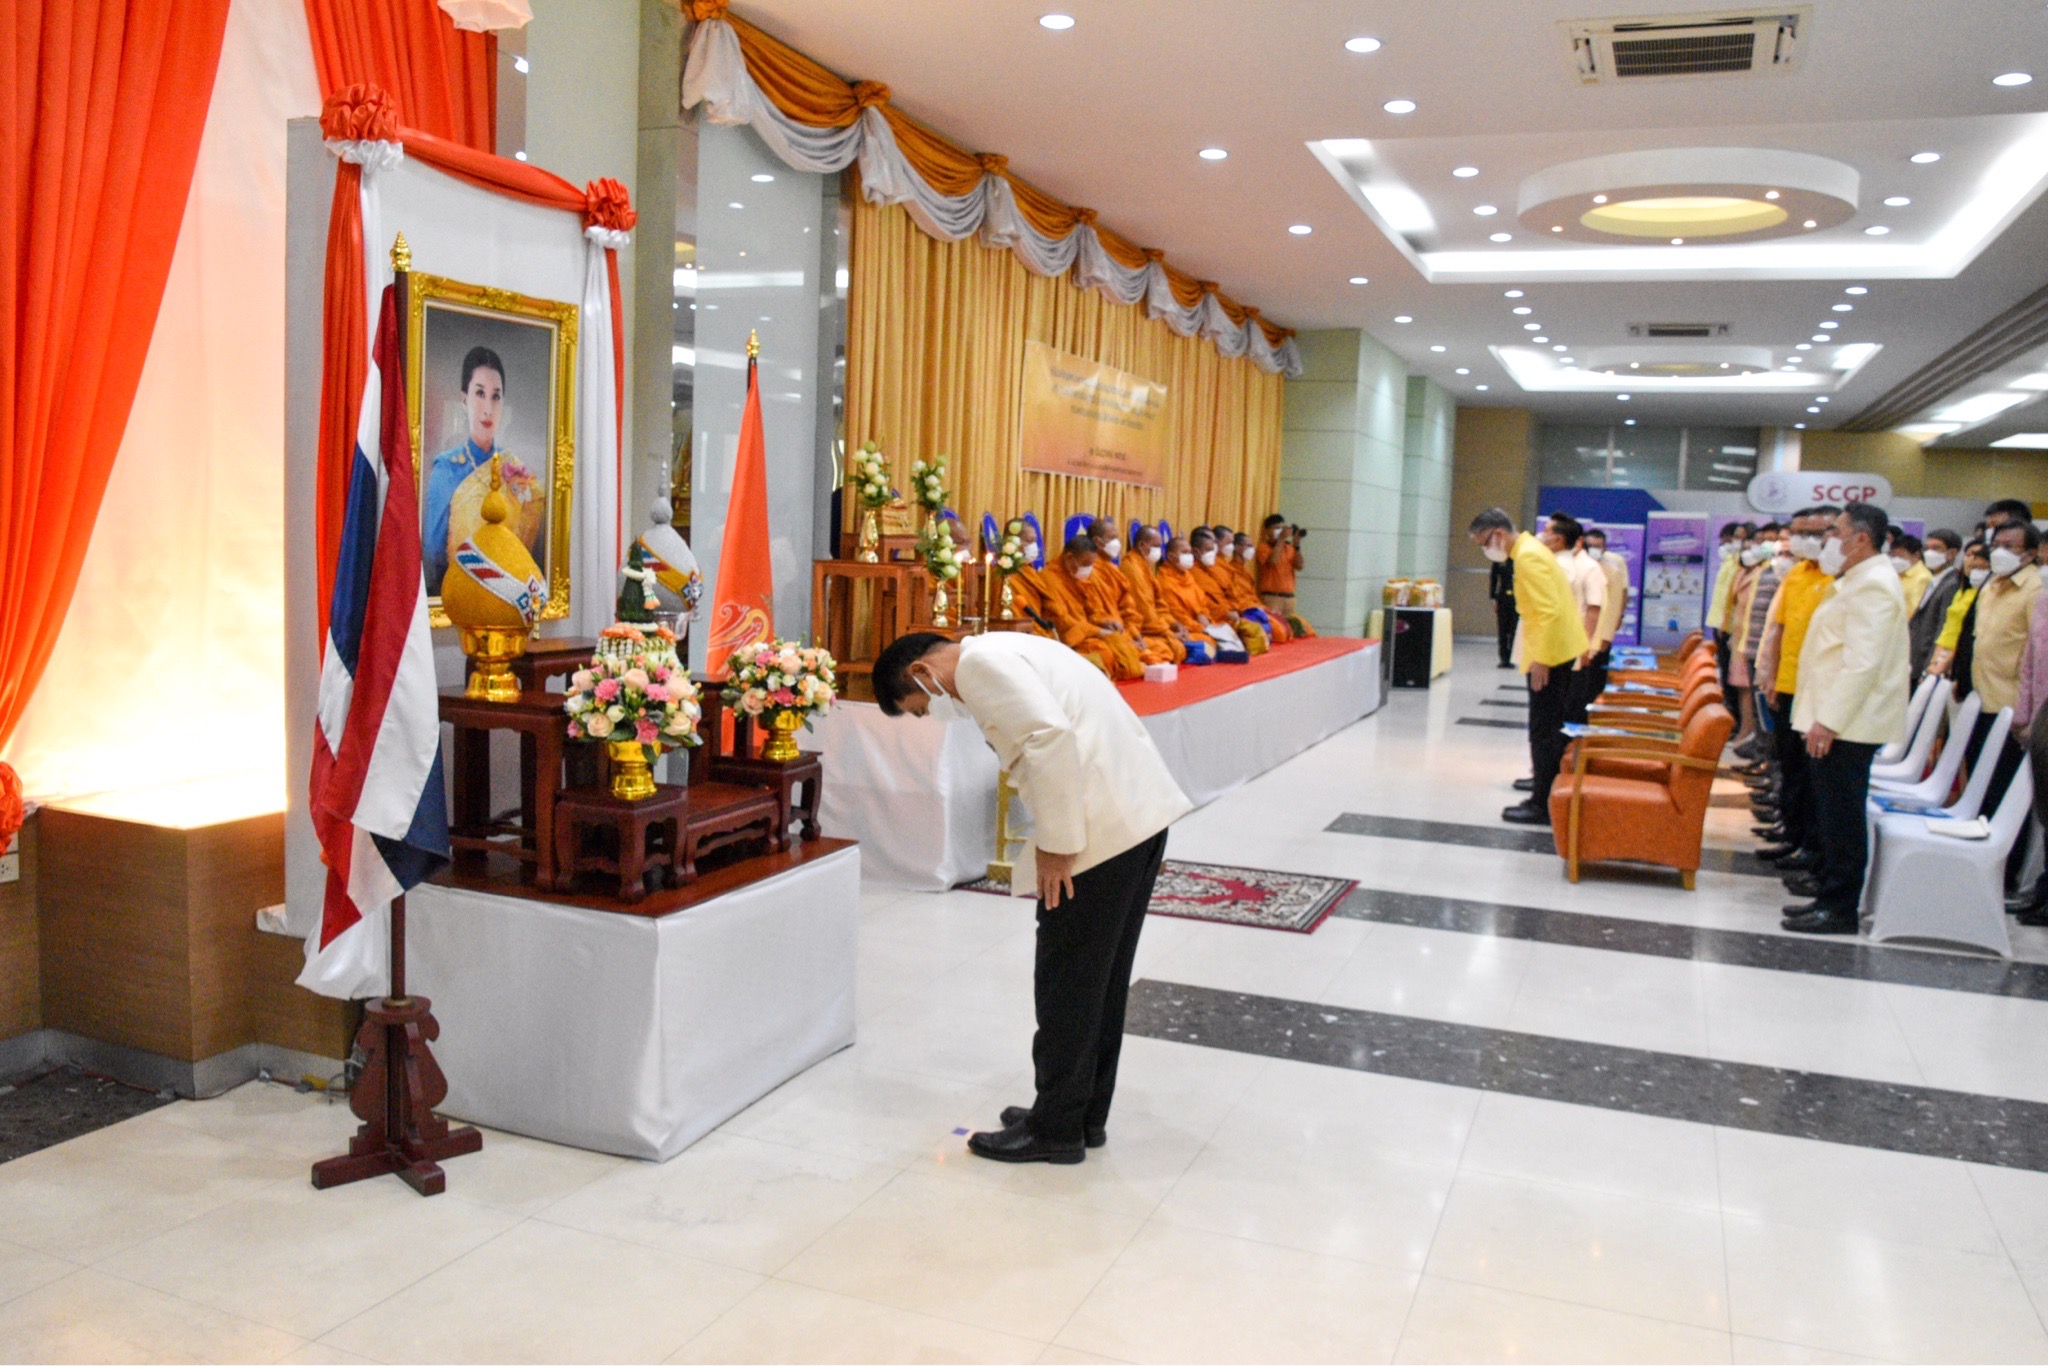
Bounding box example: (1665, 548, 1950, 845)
(1819, 537, 1847, 577)
(1991, 546, 2026, 579)
(1176, 552, 1195, 569)
(1217, 543, 1235, 560)
(1199, 550, 1217, 567)
(913, 673, 962, 723)
(1271, 527, 1284, 541)
(1718, 542, 1737, 560)
(1924, 549, 1950, 571)
(1144, 545, 1162, 565)
(1103, 538, 1122, 560)
(1482, 536, 1509, 564)
(1073, 562, 1094, 581)
(1970, 567, 1992, 589)
(1741, 544, 1770, 567)
(1888, 554, 1913, 574)
(1790, 533, 1823, 561)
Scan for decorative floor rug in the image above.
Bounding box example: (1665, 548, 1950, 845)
(959, 860, 1355, 933)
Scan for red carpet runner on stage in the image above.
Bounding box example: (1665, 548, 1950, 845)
(964, 860, 1355, 933)
(1115, 636, 1372, 718)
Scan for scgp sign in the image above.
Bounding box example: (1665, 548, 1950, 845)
(1747, 471, 1893, 514)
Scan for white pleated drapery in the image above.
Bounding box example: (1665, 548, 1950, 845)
(681, 17, 1303, 379)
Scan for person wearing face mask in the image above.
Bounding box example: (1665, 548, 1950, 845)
(1542, 514, 1606, 727)
(1733, 525, 1790, 765)
(1963, 520, 2042, 843)
(1230, 532, 1294, 643)
(1927, 541, 1989, 687)
(1039, 536, 1146, 681)
(1112, 524, 1192, 666)
(874, 630, 1192, 1163)
(1580, 528, 1630, 706)
(1255, 514, 1314, 638)
(1752, 507, 1841, 871)
(2006, 530, 2048, 925)
(1469, 507, 1587, 825)
(1781, 504, 1910, 935)
(1723, 529, 1775, 754)
(1079, 518, 1176, 668)
(1155, 535, 1249, 661)
(1705, 523, 1750, 690)
(1889, 531, 1933, 615)
(1908, 529, 1964, 684)
(1189, 528, 1269, 656)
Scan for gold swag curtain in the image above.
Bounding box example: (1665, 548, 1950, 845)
(845, 196, 1284, 547)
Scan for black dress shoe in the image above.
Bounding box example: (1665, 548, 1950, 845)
(1502, 801, 1551, 826)
(1513, 777, 1535, 792)
(1497, 660, 1515, 669)
(966, 1120, 1084, 1164)
(1751, 805, 1781, 822)
(1752, 825, 1786, 841)
(2020, 905, 2048, 928)
(1773, 850, 1818, 873)
(1001, 1106, 1105, 1148)
(1782, 906, 1858, 935)
(1756, 843, 1800, 862)
(1783, 873, 1821, 898)
(2006, 892, 2041, 916)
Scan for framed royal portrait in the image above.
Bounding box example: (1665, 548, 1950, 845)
(406, 273, 579, 627)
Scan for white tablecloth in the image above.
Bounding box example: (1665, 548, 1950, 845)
(813, 643, 1381, 890)
(407, 845, 860, 1160)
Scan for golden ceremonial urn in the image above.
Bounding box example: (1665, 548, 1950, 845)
(440, 456, 547, 702)
(763, 710, 804, 763)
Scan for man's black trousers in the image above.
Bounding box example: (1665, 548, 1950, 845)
(1772, 693, 1813, 852)
(1809, 738, 1880, 917)
(1028, 829, 1169, 1145)
(1495, 599, 1518, 667)
(1528, 663, 1576, 810)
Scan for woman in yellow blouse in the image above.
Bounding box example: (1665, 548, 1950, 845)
(1926, 541, 1991, 679)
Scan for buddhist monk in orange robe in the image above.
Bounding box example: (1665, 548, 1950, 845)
(1190, 528, 1268, 656)
(1233, 532, 1292, 642)
(1115, 524, 1189, 665)
(1041, 535, 1145, 680)
(1086, 518, 1179, 666)
(1157, 536, 1250, 662)
(1005, 562, 1055, 637)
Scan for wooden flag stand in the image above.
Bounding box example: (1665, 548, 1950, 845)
(310, 895, 481, 1196)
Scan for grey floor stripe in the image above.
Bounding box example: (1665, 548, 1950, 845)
(1456, 717, 1528, 730)
(1326, 811, 1773, 877)
(1479, 698, 1529, 708)
(1125, 980, 2048, 1172)
(1333, 886, 2048, 1001)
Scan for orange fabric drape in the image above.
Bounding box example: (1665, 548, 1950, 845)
(303, 0, 496, 152)
(715, 13, 1293, 350)
(0, 0, 233, 753)
(844, 197, 1284, 550)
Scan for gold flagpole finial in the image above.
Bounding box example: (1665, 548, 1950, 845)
(747, 329, 760, 360)
(391, 232, 412, 271)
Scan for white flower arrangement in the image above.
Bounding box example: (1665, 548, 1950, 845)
(563, 630, 704, 750)
(848, 440, 894, 510)
(926, 532, 964, 582)
(908, 455, 948, 514)
(993, 533, 1026, 575)
(722, 640, 840, 722)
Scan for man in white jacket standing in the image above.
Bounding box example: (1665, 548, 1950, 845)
(876, 630, 1193, 1164)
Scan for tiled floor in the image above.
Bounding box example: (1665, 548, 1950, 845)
(4, 641, 2048, 1362)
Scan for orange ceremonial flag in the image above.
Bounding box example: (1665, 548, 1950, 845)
(707, 337, 775, 678)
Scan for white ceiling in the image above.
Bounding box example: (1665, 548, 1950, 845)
(731, 0, 2048, 430)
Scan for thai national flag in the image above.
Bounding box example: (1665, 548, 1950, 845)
(301, 284, 449, 1000)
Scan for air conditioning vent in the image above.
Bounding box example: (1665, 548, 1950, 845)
(1565, 9, 1807, 83)
(1629, 322, 1732, 339)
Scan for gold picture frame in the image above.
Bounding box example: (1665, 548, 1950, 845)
(406, 272, 579, 628)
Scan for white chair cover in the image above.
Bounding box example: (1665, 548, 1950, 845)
(1871, 691, 1978, 800)
(1869, 678, 1952, 785)
(1875, 674, 1940, 767)
(1865, 762, 2030, 955)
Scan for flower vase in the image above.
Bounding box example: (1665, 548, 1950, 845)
(931, 578, 951, 628)
(607, 740, 656, 801)
(998, 575, 1016, 621)
(856, 509, 881, 564)
(762, 710, 804, 763)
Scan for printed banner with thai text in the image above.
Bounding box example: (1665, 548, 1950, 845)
(1018, 340, 1170, 488)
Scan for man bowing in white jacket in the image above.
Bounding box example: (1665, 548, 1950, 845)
(876, 630, 1193, 1164)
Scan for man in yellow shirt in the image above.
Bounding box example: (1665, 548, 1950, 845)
(1966, 519, 2041, 828)
(1752, 505, 1840, 869)
(1581, 526, 1631, 700)
(1890, 530, 1933, 615)
(1470, 507, 1588, 826)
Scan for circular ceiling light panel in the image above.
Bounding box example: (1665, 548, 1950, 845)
(1039, 13, 1075, 29)
(1383, 99, 1416, 114)
(1453, 166, 1479, 178)
(1578, 345, 1775, 378)
(1344, 36, 1382, 53)
(1198, 147, 1228, 161)
(1516, 147, 1859, 244)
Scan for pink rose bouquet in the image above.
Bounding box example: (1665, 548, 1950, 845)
(721, 638, 839, 729)
(563, 644, 704, 754)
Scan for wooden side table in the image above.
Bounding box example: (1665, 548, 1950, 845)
(439, 691, 572, 888)
(509, 636, 596, 692)
(553, 784, 688, 902)
(676, 782, 780, 884)
(716, 754, 823, 850)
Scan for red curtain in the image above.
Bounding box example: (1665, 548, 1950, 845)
(0, 0, 232, 754)
(303, 0, 496, 152)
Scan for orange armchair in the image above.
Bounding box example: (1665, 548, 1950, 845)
(1549, 703, 1735, 889)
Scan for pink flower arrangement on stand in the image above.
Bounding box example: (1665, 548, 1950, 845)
(562, 639, 704, 749)
(722, 640, 839, 762)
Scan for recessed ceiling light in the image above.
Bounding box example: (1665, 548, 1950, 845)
(1812, 334, 1829, 342)
(1995, 71, 2034, 86)
(750, 173, 775, 183)
(513, 55, 529, 74)
(1845, 286, 1868, 295)
(728, 201, 744, 209)
(513, 150, 528, 162)
(1592, 194, 1608, 204)
(1532, 336, 1549, 343)
(1552, 344, 1568, 352)
(1796, 343, 1813, 351)
(1476, 384, 1489, 390)
(1815, 396, 1830, 404)
(1513, 306, 1532, 315)
(1803, 219, 1818, 229)
(1865, 225, 1891, 236)
(1630, 362, 1640, 369)
(1617, 394, 1631, 401)
(1345, 36, 1382, 53)
(1624, 418, 1637, 425)
(1504, 289, 1525, 298)
(1039, 12, 1075, 28)
(1795, 422, 1807, 429)
(1820, 320, 1839, 329)
(1552, 225, 1564, 232)
(1455, 367, 1471, 375)
(1489, 232, 1512, 242)
(1523, 323, 1541, 331)
(1288, 224, 1313, 235)
(1473, 204, 1498, 216)
(1383, 98, 1416, 114)
(1452, 166, 1479, 178)
(1910, 151, 1942, 164)
(1198, 147, 1228, 161)
(1833, 303, 1854, 312)
(1430, 344, 1447, 352)
(1764, 190, 1781, 200)
(1348, 275, 1369, 285)
(1781, 365, 1798, 372)
(1394, 315, 1413, 323)
(1883, 195, 1911, 207)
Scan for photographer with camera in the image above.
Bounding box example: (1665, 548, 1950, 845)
(1256, 513, 1313, 637)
